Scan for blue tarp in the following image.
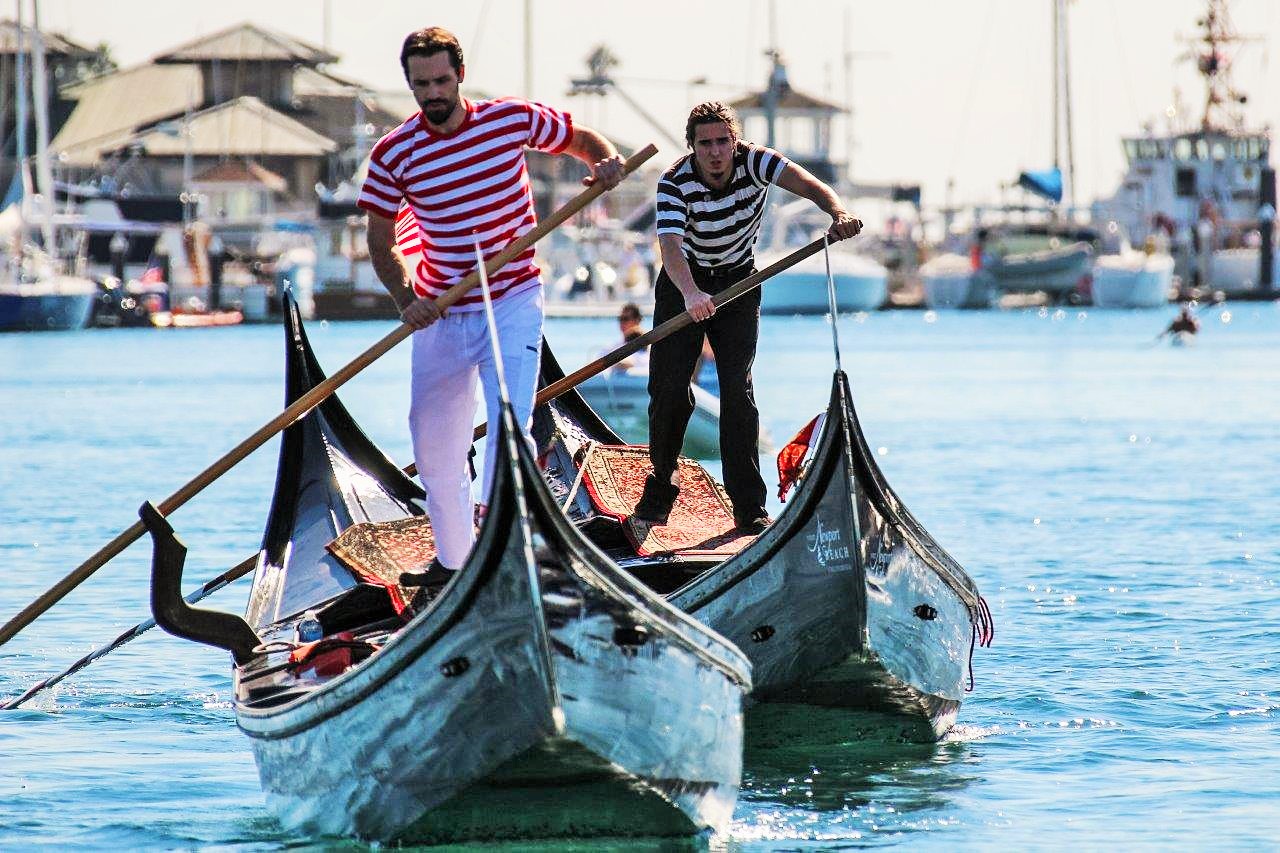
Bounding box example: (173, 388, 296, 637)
(1017, 168, 1063, 203)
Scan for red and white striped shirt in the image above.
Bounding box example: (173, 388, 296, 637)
(358, 97, 573, 309)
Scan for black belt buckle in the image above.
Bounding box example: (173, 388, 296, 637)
(697, 260, 750, 281)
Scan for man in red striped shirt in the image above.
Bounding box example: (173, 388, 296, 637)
(358, 26, 624, 590)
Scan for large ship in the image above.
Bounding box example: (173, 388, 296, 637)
(1093, 0, 1276, 299)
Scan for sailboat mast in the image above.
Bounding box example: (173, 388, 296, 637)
(1051, 0, 1060, 173)
(843, 5, 853, 183)
(1060, 0, 1076, 208)
(763, 0, 779, 149)
(13, 0, 28, 234)
(28, 0, 56, 257)
(524, 0, 533, 99)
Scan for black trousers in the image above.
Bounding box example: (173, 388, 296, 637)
(647, 263, 766, 520)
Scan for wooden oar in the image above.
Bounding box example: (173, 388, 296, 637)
(0, 143, 658, 651)
(469, 235, 830, 441)
(2, 233, 825, 698)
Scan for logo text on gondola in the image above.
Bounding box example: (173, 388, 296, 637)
(806, 518, 851, 568)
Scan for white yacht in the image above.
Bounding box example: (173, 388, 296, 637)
(1092, 1, 1275, 300)
(755, 200, 887, 314)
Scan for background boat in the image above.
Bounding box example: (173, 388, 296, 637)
(1091, 1, 1277, 300)
(756, 200, 887, 314)
(756, 247, 887, 314)
(919, 252, 995, 309)
(1208, 247, 1280, 298)
(980, 230, 1093, 301)
(0, 273, 94, 331)
(1091, 249, 1175, 308)
(577, 368, 722, 459)
(0, 5, 95, 332)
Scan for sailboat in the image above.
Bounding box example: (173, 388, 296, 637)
(0, 2, 96, 332)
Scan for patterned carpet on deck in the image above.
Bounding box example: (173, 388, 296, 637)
(327, 516, 437, 615)
(579, 444, 756, 557)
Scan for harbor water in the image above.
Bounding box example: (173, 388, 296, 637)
(2, 304, 1278, 848)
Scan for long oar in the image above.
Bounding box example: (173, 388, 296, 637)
(0, 144, 658, 650)
(470, 235, 830, 442)
(4, 231, 826, 701)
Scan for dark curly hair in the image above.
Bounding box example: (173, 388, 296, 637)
(685, 101, 741, 148)
(400, 27, 464, 80)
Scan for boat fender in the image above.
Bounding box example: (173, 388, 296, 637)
(913, 604, 938, 621)
(750, 625, 776, 643)
(440, 656, 470, 678)
(139, 501, 262, 665)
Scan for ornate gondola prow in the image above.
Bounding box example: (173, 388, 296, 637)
(139, 501, 261, 665)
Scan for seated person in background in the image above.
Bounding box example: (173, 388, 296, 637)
(1166, 304, 1199, 336)
(606, 302, 649, 374)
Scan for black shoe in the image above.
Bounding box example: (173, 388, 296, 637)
(400, 558, 455, 589)
(734, 514, 772, 535)
(631, 475, 680, 524)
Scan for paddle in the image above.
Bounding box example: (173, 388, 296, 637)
(3, 232, 827, 700)
(0, 143, 658, 650)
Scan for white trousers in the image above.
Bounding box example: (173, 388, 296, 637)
(408, 286, 544, 569)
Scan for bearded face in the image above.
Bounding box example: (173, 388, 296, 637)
(406, 52, 464, 128)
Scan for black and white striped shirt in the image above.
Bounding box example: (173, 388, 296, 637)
(655, 142, 791, 268)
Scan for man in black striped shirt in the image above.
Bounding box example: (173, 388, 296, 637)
(634, 101, 862, 532)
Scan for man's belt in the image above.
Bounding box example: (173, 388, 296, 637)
(687, 257, 754, 281)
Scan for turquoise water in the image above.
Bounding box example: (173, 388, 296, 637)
(2, 304, 1278, 849)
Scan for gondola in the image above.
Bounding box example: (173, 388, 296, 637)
(534, 345, 993, 742)
(138, 296, 751, 843)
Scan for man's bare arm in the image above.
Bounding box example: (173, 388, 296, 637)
(367, 212, 442, 328)
(659, 233, 715, 322)
(563, 124, 625, 189)
(774, 164, 863, 241)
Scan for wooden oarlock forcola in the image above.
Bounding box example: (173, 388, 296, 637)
(0, 144, 659, 650)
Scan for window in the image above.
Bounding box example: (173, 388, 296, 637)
(1176, 168, 1196, 197)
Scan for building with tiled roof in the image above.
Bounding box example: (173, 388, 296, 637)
(49, 22, 410, 217)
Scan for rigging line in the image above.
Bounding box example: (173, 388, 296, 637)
(469, 0, 494, 77)
(945, 0, 1000, 189)
(822, 235, 842, 372)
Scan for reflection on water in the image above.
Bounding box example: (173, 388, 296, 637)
(733, 705, 981, 844)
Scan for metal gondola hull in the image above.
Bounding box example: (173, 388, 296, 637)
(219, 297, 749, 843)
(237, 497, 560, 841)
(536, 347, 987, 743)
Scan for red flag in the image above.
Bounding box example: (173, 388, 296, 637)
(776, 413, 825, 502)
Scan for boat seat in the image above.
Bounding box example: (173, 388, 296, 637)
(327, 516, 440, 616)
(577, 444, 757, 558)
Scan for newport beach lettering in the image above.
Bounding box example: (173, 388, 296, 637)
(805, 517, 851, 568)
